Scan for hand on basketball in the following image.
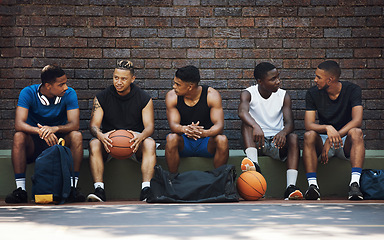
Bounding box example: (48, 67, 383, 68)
(127, 130, 143, 153)
(184, 121, 204, 140)
(321, 138, 331, 164)
(252, 125, 264, 149)
(101, 130, 115, 153)
(326, 125, 343, 149)
(272, 131, 287, 149)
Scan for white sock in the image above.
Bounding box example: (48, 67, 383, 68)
(308, 178, 318, 188)
(70, 177, 79, 188)
(16, 178, 26, 191)
(286, 169, 298, 188)
(142, 182, 150, 189)
(245, 147, 258, 164)
(94, 182, 104, 189)
(350, 173, 361, 186)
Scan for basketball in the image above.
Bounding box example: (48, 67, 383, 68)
(108, 130, 134, 159)
(237, 171, 267, 200)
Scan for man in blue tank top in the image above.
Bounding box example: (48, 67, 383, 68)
(5, 65, 84, 204)
(165, 65, 229, 173)
(303, 60, 365, 201)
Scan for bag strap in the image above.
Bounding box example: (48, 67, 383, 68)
(57, 141, 75, 204)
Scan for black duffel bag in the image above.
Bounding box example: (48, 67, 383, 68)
(147, 164, 239, 203)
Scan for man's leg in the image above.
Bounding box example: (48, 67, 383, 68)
(302, 130, 323, 200)
(138, 138, 156, 183)
(283, 133, 303, 200)
(6, 132, 34, 203)
(65, 131, 83, 188)
(137, 137, 157, 201)
(64, 131, 85, 202)
(207, 134, 229, 169)
(87, 138, 106, 202)
(343, 128, 365, 200)
(165, 133, 184, 173)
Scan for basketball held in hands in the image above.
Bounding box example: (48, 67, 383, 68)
(108, 130, 134, 159)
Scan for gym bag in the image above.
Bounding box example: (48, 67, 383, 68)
(32, 139, 74, 204)
(147, 164, 239, 203)
(360, 169, 384, 200)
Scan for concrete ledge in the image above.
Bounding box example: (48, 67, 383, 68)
(1, 150, 383, 200)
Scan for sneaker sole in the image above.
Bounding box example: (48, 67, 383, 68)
(288, 190, 304, 200)
(348, 194, 364, 201)
(86, 194, 104, 202)
(241, 158, 256, 172)
(305, 189, 320, 200)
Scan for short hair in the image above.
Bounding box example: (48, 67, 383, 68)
(41, 65, 66, 85)
(317, 60, 341, 78)
(253, 62, 276, 80)
(117, 60, 134, 75)
(175, 65, 200, 84)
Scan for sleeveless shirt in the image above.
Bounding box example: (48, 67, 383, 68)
(246, 85, 286, 137)
(176, 85, 213, 129)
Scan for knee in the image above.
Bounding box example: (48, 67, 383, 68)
(89, 138, 102, 153)
(166, 133, 180, 148)
(303, 130, 317, 144)
(13, 132, 28, 147)
(215, 135, 228, 149)
(287, 133, 298, 145)
(142, 138, 156, 153)
(68, 131, 83, 145)
(348, 128, 364, 141)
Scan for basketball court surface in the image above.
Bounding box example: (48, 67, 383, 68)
(1, 200, 383, 239)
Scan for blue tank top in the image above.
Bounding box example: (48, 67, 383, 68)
(176, 85, 213, 129)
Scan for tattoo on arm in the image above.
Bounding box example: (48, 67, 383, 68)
(90, 126, 100, 138)
(91, 98, 101, 118)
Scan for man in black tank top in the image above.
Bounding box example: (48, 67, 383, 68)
(165, 65, 229, 173)
(87, 60, 156, 202)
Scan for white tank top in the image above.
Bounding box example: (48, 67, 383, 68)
(245, 85, 286, 137)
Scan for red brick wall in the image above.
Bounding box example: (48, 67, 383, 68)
(1, 1, 383, 149)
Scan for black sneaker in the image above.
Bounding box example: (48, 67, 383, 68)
(305, 184, 321, 200)
(140, 187, 151, 201)
(86, 187, 106, 202)
(284, 185, 304, 200)
(5, 187, 28, 204)
(67, 187, 86, 203)
(348, 182, 364, 200)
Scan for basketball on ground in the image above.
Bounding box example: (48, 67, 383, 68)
(237, 171, 267, 200)
(109, 130, 134, 159)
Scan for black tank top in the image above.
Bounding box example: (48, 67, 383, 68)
(176, 85, 213, 129)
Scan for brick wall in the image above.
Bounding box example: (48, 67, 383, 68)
(0, 0, 383, 150)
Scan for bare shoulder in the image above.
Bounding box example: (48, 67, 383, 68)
(165, 89, 177, 106)
(207, 87, 222, 106)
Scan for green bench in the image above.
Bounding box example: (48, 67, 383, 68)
(1, 150, 383, 200)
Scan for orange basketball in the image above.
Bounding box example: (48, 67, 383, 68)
(109, 130, 134, 160)
(237, 171, 267, 200)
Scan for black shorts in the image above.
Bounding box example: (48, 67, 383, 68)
(27, 133, 66, 164)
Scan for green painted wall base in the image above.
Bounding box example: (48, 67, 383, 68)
(1, 150, 383, 200)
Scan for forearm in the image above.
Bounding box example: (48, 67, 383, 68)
(90, 125, 103, 139)
(305, 122, 329, 134)
(201, 124, 223, 138)
(338, 120, 362, 138)
(169, 122, 186, 135)
(15, 121, 40, 135)
(140, 125, 154, 139)
(55, 122, 79, 134)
